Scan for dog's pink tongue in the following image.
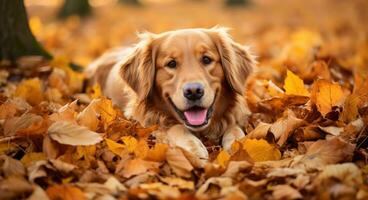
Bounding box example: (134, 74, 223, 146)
(184, 109, 208, 126)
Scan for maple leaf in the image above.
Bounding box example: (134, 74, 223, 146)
(48, 121, 103, 146)
(284, 70, 310, 96)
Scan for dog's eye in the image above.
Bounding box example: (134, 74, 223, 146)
(166, 60, 177, 69)
(202, 56, 212, 65)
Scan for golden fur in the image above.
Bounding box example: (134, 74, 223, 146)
(86, 27, 256, 159)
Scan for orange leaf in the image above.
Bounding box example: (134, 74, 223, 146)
(105, 138, 127, 157)
(14, 78, 44, 106)
(216, 150, 230, 168)
(241, 139, 281, 162)
(121, 136, 138, 153)
(46, 184, 86, 200)
(311, 79, 345, 117)
(146, 143, 168, 162)
(121, 158, 160, 178)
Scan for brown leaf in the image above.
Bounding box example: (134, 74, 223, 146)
(270, 109, 305, 146)
(119, 158, 160, 178)
(293, 137, 355, 170)
(0, 176, 33, 200)
(221, 161, 253, 178)
(8, 113, 49, 136)
(166, 148, 194, 178)
(0, 155, 26, 177)
(0, 101, 18, 120)
(315, 163, 363, 186)
(271, 184, 302, 200)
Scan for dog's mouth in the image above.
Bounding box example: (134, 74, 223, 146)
(169, 98, 215, 128)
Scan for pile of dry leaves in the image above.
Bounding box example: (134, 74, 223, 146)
(1, 0, 368, 199)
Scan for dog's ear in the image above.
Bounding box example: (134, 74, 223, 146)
(120, 33, 157, 101)
(206, 27, 256, 95)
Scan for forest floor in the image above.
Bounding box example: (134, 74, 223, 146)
(1, 0, 368, 199)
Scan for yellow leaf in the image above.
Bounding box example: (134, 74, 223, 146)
(146, 143, 169, 162)
(241, 139, 281, 162)
(216, 150, 230, 168)
(311, 79, 345, 117)
(21, 152, 46, 166)
(29, 17, 43, 37)
(105, 138, 127, 157)
(74, 145, 96, 160)
(14, 78, 44, 106)
(87, 84, 102, 99)
(50, 56, 85, 93)
(121, 136, 138, 153)
(134, 139, 149, 159)
(283, 70, 310, 96)
(98, 97, 117, 125)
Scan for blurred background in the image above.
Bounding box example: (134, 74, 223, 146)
(23, 0, 367, 72)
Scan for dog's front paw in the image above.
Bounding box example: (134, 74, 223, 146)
(222, 126, 245, 152)
(166, 125, 209, 160)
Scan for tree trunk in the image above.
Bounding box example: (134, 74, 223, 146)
(0, 0, 51, 61)
(226, 0, 248, 6)
(59, 0, 91, 18)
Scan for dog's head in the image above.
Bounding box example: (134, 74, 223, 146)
(120, 27, 255, 131)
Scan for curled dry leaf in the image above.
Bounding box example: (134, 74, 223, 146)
(293, 137, 355, 170)
(221, 161, 253, 178)
(119, 158, 160, 178)
(315, 163, 363, 186)
(48, 121, 103, 146)
(9, 113, 49, 136)
(270, 109, 305, 146)
(159, 176, 194, 190)
(0, 155, 26, 177)
(139, 182, 181, 199)
(77, 97, 117, 131)
(196, 177, 233, 198)
(166, 147, 194, 178)
(271, 184, 302, 200)
(247, 122, 272, 139)
(0, 176, 33, 200)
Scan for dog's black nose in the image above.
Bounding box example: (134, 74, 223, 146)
(183, 82, 204, 101)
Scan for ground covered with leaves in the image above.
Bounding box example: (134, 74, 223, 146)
(1, 0, 368, 199)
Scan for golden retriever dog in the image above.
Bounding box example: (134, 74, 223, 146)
(86, 27, 256, 159)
